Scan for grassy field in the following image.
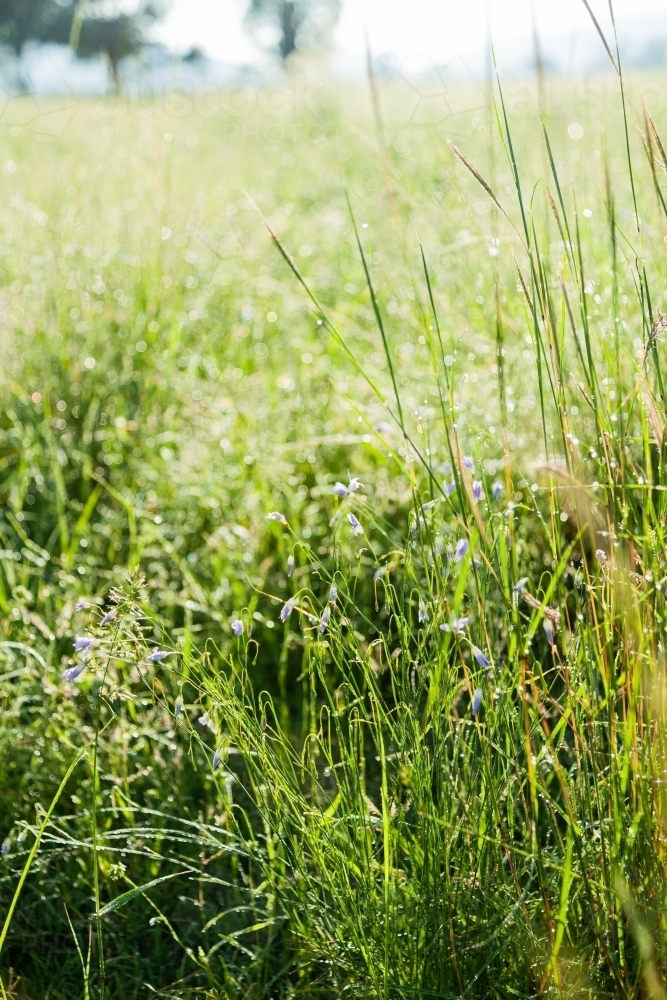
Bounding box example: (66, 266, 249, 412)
(1, 61, 667, 998)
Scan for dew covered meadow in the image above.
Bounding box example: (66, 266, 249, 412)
(1, 58, 667, 999)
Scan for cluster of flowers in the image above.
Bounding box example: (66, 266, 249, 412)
(62, 602, 173, 685)
(229, 577, 337, 641)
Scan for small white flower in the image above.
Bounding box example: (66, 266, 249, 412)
(334, 476, 364, 497)
(440, 616, 469, 634)
(267, 511, 287, 525)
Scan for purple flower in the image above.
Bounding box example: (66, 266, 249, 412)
(462, 455, 475, 472)
(146, 647, 169, 662)
(1, 838, 10, 856)
(595, 549, 607, 563)
(513, 577, 528, 594)
(472, 480, 483, 502)
(440, 616, 469, 634)
(543, 619, 555, 647)
(444, 481, 456, 497)
(334, 477, 363, 496)
(418, 601, 428, 624)
(100, 609, 116, 626)
(348, 512, 363, 536)
(319, 607, 331, 634)
(471, 687, 483, 716)
(63, 662, 87, 682)
(453, 538, 469, 563)
(287, 555, 294, 577)
(231, 618, 244, 637)
(73, 636, 95, 652)
(267, 511, 287, 525)
(491, 481, 504, 500)
(212, 748, 222, 770)
(198, 711, 210, 727)
(175, 696, 183, 718)
(280, 601, 294, 623)
(329, 584, 338, 606)
(421, 499, 437, 511)
(472, 646, 490, 668)
(75, 599, 90, 611)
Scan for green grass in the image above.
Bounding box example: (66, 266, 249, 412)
(0, 64, 667, 998)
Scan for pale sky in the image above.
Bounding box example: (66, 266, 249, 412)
(153, 0, 667, 67)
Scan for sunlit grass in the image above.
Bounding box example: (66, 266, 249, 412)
(0, 65, 666, 997)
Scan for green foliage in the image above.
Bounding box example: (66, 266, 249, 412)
(0, 71, 667, 998)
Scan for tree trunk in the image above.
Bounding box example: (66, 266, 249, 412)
(279, 0, 297, 62)
(108, 51, 121, 93)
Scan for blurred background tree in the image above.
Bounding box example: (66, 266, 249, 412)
(73, 2, 164, 91)
(0, 0, 70, 54)
(244, 0, 341, 63)
(0, 0, 166, 89)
